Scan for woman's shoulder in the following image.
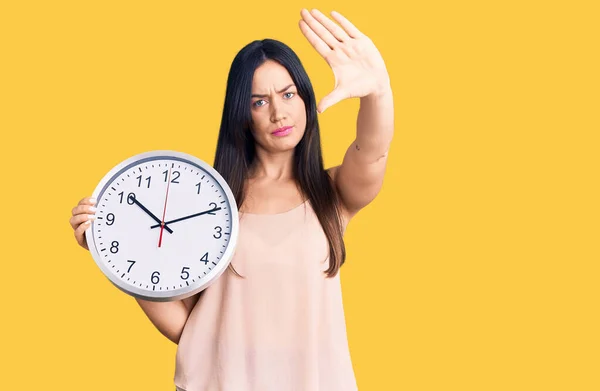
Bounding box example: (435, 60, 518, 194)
(326, 165, 339, 179)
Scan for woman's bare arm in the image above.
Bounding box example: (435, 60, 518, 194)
(135, 296, 195, 344)
(299, 10, 394, 217)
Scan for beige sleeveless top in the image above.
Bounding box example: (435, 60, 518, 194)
(173, 200, 358, 391)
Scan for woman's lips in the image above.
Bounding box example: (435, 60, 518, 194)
(272, 126, 293, 137)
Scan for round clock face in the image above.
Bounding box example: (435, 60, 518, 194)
(85, 150, 239, 302)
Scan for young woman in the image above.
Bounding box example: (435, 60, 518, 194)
(69, 9, 393, 391)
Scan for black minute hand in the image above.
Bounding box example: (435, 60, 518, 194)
(129, 195, 174, 234)
(150, 207, 222, 229)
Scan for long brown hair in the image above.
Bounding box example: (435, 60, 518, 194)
(213, 39, 346, 277)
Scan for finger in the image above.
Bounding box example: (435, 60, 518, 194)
(74, 219, 91, 250)
(71, 203, 97, 217)
(318, 88, 348, 114)
(70, 213, 96, 230)
(310, 9, 350, 42)
(299, 20, 331, 58)
(300, 9, 339, 50)
(78, 196, 97, 206)
(330, 10, 363, 39)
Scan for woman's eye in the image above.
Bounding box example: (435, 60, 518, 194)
(284, 92, 295, 99)
(254, 100, 266, 107)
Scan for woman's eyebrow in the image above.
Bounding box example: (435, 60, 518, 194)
(251, 84, 295, 98)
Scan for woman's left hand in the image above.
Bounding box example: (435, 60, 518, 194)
(299, 9, 391, 113)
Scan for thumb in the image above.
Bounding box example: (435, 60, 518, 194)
(317, 87, 347, 114)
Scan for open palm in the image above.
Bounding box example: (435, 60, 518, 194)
(299, 9, 390, 113)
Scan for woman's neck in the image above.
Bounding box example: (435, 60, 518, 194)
(249, 149, 295, 181)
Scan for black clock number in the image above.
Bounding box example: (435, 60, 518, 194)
(126, 260, 136, 273)
(195, 182, 201, 195)
(110, 241, 119, 254)
(151, 271, 160, 284)
(163, 170, 180, 183)
(200, 252, 209, 265)
(213, 226, 222, 239)
(180, 267, 190, 280)
(106, 213, 115, 226)
(118, 191, 136, 205)
(136, 175, 151, 188)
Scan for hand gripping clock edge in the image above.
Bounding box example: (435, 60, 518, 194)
(149, 206, 223, 229)
(129, 194, 174, 234)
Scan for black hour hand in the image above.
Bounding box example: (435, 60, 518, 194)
(129, 195, 174, 234)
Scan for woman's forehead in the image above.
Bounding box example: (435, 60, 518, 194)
(252, 61, 294, 91)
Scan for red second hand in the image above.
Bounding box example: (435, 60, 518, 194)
(158, 167, 172, 248)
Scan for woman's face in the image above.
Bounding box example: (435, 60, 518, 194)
(250, 60, 307, 153)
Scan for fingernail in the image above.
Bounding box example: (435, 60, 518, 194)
(90, 198, 97, 204)
(90, 206, 97, 212)
(87, 214, 96, 220)
(85, 220, 91, 225)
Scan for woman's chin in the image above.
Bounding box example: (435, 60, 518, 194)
(260, 133, 304, 153)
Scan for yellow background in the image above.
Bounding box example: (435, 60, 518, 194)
(1, 0, 599, 390)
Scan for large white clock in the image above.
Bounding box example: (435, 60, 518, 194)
(85, 150, 239, 302)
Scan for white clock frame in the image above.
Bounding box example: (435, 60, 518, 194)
(85, 150, 239, 302)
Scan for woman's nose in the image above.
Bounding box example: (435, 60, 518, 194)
(270, 100, 287, 123)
